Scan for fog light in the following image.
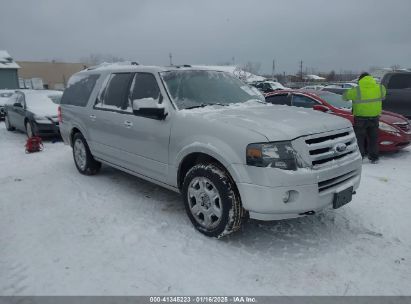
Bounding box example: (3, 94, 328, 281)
(282, 191, 291, 203)
(380, 141, 394, 146)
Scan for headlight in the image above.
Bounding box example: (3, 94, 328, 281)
(379, 122, 399, 134)
(34, 115, 52, 124)
(246, 141, 301, 170)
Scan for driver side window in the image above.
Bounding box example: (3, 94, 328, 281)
(15, 94, 25, 107)
(127, 73, 161, 111)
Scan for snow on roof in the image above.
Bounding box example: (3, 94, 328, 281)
(304, 74, 326, 80)
(0, 50, 20, 69)
(192, 65, 266, 83)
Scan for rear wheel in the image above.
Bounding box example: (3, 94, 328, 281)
(72, 133, 101, 175)
(4, 114, 15, 131)
(182, 163, 245, 238)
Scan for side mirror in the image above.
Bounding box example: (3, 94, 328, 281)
(132, 96, 167, 120)
(13, 103, 23, 108)
(313, 104, 330, 112)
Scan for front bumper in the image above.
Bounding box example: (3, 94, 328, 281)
(378, 131, 411, 152)
(231, 153, 362, 221)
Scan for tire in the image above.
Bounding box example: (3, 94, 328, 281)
(182, 163, 245, 238)
(4, 114, 15, 131)
(72, 133, 101, 175)
(25, 120, 35, 137)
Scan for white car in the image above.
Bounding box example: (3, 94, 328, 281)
(59, 64, 362, 238)
(252, 81, 290, 92)
(0, 90, 15, 119)
(301, 85, 325, 90)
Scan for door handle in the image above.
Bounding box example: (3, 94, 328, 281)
(124, 120, 133, 128)
(90, 114, 96, 121)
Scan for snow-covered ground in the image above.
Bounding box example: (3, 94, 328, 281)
(0, 121, 410, 296)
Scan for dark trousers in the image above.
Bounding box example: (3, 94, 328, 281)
(353, 117, 379, 160)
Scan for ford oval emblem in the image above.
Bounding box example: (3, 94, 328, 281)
(334, 143, 347, 153)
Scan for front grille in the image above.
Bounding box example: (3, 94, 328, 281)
(318, 169, 359, 192)
(304, 129, 358, 168)
(393, 122, 411, 133)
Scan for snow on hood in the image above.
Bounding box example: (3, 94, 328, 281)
(180, 101, 351, 141)
(25, 93, 59, 117)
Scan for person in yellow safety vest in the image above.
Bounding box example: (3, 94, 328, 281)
(343, 72, 386, 164)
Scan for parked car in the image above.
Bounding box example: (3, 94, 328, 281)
(251, 81, 289, 93)
(381, 72, 411, 119)
(60, 64, 362, 238)
(321, 83, 357, 95)
(265, 90, 411, 152)
(0, 90, 15, 120)
(301, 85, 324, 90)
(321, 87, 346, 95)
(4, 90, 62, 137)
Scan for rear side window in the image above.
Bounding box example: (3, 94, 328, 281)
(99, 73, 134, 110)
(61, 74, 100, 106)
(265, 94, 291, 106)
(387, 74, 411, 89)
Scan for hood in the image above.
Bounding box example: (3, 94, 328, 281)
(180, 102, 352, 141)
(381, 110, 409, 124)
(358, 76, 377, 88)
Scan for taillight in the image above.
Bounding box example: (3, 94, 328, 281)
(58, 106, 62, 123)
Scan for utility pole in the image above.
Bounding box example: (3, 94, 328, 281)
(271, 59, 275, 80)
(169, 53, 173, 66)
(300, 60, 303, 81)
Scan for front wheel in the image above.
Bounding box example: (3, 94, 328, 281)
(182, 163, 245, 238)
(25, 120, 35, 137)
(72, 133, 101, 175)
(5, 114, 15, 131)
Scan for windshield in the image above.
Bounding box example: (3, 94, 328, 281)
(317, 92, 352, 109)
(48, 93, 62, 104)
(25, 93, 59, 116)
(160, 70, 265, 109)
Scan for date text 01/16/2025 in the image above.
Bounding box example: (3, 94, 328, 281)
(149, 296, 257, 303)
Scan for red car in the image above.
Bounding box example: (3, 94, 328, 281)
(265, 90, 411, 152)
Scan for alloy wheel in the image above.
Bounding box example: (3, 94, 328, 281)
(74, 139, 87, 171)
(187, 177, 223, 229)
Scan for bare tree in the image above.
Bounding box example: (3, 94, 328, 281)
(80, 53, 125, 65)
(327, 70, 336, 81)
(242, 61, 261, 75)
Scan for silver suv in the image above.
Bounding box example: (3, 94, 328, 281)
(59, 63, 362, 238)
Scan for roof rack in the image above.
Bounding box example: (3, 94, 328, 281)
(169, 64, 192, 68)
(86, 61, 140, 71)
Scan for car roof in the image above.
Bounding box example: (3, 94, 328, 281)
(265, 89, 337, 98)
(78, 62, 236, 75)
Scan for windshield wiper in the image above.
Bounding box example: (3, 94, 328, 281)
(184, 103, 226, 110)
(246, 98, 266, 104)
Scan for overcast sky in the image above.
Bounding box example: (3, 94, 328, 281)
(1, 0, 410, 74)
